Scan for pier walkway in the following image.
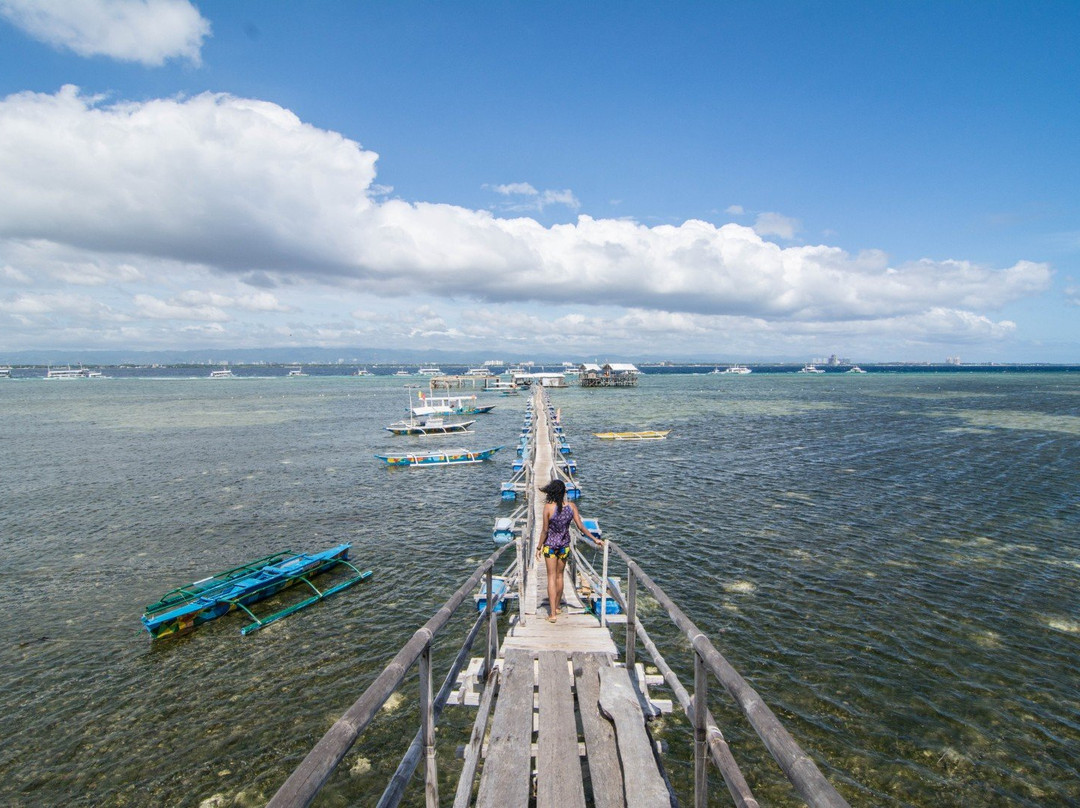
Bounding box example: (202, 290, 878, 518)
(266, 387, 851, 808)
(472, 388, 660, 806)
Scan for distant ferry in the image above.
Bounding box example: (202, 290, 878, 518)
(0, 366, 11, 379)
(286, 365, 307, 377)
(209, 367, 235, 379)
(394, 369, 412, 377)
(798, 363, 825, 374)
(45, 365, 105, 379)
(419, 367, 442, 375)
(354, 368, 373, 376)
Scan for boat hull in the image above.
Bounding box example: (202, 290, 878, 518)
(374, 446, 503, 467)
(141, 545, 356, 638)
(384, 419, 476, 436)
(594, 431, 670, 440)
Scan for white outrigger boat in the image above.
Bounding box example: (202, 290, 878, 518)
(411, 393, 495, 417)
(385, 417, 476, 436)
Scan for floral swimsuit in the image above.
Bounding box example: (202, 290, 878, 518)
(542, 505, 574, 559)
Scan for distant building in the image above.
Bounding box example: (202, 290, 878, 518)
(579, 363, 639, 387)
(510, 370, 566, 388)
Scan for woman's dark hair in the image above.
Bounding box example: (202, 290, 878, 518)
(540, 479, 566, 511)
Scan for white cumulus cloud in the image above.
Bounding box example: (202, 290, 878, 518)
(487, 181, 581, 213)
(753, 212, 800, 240)
(0, 86, 1055, 353)
(0, 0, 210, 66)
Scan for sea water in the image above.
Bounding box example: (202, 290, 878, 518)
(0, 371, 1077, 806)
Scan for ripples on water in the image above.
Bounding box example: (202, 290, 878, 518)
(0, 373, 1077, 806)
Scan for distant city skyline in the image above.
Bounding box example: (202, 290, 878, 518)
(1, 2, 1077, 362)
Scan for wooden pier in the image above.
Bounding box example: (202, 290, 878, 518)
(266, 387, 851, 808)
(430, 374, 495, 390)
(469, 388, 666, 806)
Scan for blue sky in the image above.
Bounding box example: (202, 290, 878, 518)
(1, 1, 1077, 362)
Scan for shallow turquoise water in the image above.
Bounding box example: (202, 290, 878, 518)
(0, 372, 1077, 806)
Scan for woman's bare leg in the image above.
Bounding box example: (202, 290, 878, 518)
(553, 557, 567, 614)
(545, 554, 560, 619)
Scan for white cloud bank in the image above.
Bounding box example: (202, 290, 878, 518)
(0, 0, 209, 65)
(0, 87, 1054, 355)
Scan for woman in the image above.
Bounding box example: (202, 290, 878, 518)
(536, 479, 602, 622)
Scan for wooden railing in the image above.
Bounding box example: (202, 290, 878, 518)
(266, 542, 514, 808)
(604, 541, 851, 808)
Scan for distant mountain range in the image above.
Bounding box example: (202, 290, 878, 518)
(0, 346, 635, 366)
(2, 347, 1065, 367)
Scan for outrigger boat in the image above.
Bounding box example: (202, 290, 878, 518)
(594, 430, 670, 440)
(374, 446, 503, 467)
(389, 386, 478, 435)
(140, 544, 371, 638)
(384, 417, 476, 436)
(411, 393, 495, 417)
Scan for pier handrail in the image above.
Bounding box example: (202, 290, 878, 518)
(266, 541, 514, 808)
(605, 540, 850, 808)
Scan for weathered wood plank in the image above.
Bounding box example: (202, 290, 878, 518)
(537, 651, 586, 808)
(598, 666, 671, 808)
(573, 652, 625, 808)
(476, 650, 535, 808)
(452, 663, 500, 808)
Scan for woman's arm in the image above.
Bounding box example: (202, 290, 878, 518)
(571, 503, 603, 545)
(537, 503, 552, 556)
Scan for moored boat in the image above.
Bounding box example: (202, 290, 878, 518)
(384, 417, 476, 436)
(374, 446, 503, 467)
(141, 544, 371, 637)
(594, 430, 670, 440)
(411, 393, 495, 417)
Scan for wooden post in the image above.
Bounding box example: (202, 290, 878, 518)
(626, 569, 637, 671)
(600, 538, 610, 627)
(419, 644, 438, 807)
(517, 532, 526, 628)
(484, 567, 495, 680)
(694, 651, 708, 807)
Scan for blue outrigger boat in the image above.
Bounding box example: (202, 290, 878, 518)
(141, 544, 371, 638)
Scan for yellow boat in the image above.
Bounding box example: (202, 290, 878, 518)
(594, 430, 670, 440)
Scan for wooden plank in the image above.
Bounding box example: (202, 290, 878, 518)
(452, 663, 501, 808)
(573, 652, 625, 808)
(476, 650, 535, 808)
(536, 651, 586, 808)
(598, 666, 671, 808)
